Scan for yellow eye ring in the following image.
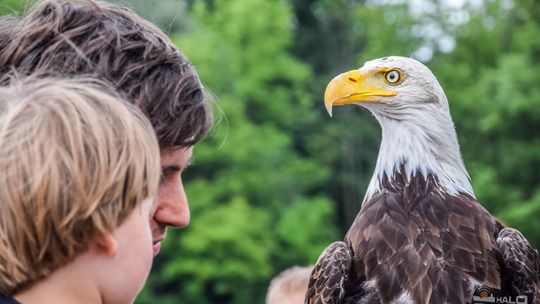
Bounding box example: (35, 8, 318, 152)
(384, 70, 403, 85)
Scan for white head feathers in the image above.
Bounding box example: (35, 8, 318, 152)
(349, 57, 474, 201)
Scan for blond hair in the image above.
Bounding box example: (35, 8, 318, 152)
(0, 76, 160, 295)
(266, 266, 314, 304)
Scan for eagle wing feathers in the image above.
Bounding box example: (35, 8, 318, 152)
(305, 241, 353, 304)
(497, 227, 540, 301)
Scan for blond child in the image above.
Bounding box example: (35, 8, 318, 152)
(0, 77, 161, 304)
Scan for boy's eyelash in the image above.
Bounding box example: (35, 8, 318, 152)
(186, 157, 194, 168)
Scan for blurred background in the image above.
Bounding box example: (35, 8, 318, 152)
(2, 0, 539, 303)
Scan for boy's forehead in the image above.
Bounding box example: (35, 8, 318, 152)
(160, 147, 193, 167)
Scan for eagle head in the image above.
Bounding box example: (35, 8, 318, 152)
(325, 56, 474, 199)
(324, 56, 449, 118)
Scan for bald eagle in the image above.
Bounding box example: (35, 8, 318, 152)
(306, 56, 540, 304)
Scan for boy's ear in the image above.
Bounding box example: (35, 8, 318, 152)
(95, 233, 117, 257)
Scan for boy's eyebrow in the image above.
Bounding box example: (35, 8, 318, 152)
(161, 165, 181, 172)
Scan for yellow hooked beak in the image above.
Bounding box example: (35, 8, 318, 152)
(324, 70, 397, 117)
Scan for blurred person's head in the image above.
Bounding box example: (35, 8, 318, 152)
(0, 76, 160, 303)
(266, 265, 314, 304)
(0, 0, 213, 255)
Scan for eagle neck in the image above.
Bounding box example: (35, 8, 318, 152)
(363, 105, 474, 203)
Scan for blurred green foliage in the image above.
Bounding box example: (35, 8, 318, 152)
(0, 0, 30, 15)
(2, 0, 540, 303)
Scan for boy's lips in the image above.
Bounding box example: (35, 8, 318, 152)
(152, 241, 161, 255)
(151, 226, 166, 256)
(152, 236, 165, 256)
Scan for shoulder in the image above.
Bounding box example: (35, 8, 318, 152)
(0, 294, 20, 304)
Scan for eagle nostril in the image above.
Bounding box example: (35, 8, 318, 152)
(348, 78, 357, 83)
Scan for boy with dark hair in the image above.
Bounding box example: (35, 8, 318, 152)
(0, 0, 213, 259)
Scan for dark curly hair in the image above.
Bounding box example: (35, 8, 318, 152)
(0, 0, 213, 148)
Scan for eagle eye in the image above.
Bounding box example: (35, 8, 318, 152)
(384, 70, 402, 85)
